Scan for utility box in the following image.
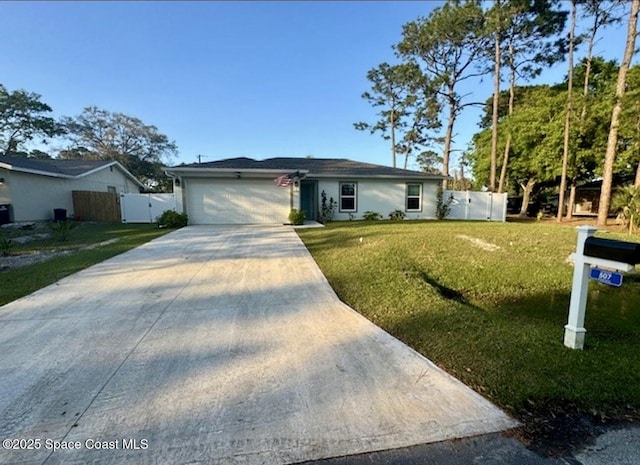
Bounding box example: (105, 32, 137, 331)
(583, 237, 640, 266)
(53, 208, 67, 222)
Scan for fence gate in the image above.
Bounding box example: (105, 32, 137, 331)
(72, 191, 121, 223)
(120, 193, 177, 223)
(444, 190, 507, 222)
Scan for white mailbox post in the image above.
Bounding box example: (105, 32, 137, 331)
(564, 226, 637, 350)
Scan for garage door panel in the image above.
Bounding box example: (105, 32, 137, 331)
(186, 180, 290, 224)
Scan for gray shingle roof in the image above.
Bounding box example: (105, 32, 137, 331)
(176, 157, 444, 178)
(0, 156, 115, 177)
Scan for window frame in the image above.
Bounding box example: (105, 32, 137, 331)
(406, 183, 422, 212)
(339, 182, 358, 213)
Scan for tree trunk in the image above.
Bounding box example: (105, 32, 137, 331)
(498, 40, 516, 194)
(568, 4, 597, 221)
(566, 183, 576, 220)
(519, 178, 536, 216)
(403, 147, 410, 170)
(490, 33, 501, 192)
(580, 12, 597, 126)
(557, 0, 576, 222)
(390, 107, 397, 168)
(498, 135, 511, 193)
(442, 93, 456, 189)
(597, 0, 639, 227)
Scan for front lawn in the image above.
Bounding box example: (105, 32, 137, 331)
(297, 221, 640, 452)
(0, 222, 172, 306)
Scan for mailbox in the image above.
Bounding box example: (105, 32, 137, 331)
(583, 237, 640, 266)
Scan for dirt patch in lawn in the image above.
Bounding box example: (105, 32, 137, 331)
(0, 238, 120, 272)
(455, 234, 501, 252)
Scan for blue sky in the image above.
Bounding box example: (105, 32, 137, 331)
(0, 1, 631, 171)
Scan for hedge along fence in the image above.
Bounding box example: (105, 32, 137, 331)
(72, 191, 121, 223)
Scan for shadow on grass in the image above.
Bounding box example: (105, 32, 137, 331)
(414, 269, 469, 305)
(375, 283, 640, 457)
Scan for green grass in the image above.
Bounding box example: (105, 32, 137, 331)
(297, 221, 640, 424)
(0, 223, 172, 306)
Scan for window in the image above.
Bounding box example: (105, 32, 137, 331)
(107, 186, 117, 193)
(406, 183, 422, 211)
(339, 182, 357, 212)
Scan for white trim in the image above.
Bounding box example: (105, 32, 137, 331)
(0, 163, 72, 179)
(0, 160, 144, 189)
(310, 173, 447, 180)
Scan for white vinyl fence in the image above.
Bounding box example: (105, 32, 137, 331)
(444, 190, 507, 222)
(120, 193, 177, 223)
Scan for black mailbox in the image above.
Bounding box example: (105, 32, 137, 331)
(584, 237, 640, 265)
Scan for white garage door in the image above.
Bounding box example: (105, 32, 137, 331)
(186, 179, 291, 224)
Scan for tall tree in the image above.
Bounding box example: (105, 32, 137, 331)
(486, 0, 506, 192)
(597, 0, 640, 226)
(397, 0, 489, 187)
(557, 0, 577, 221)
(354, 62, 435, 168)
(397, 75, 442, 170)
(469, 85, 567, 214)
(61, 106, 178, 190)
(0, 84, 64, 155)
(496, 0, 568, 194)
(566, 0, 625, 219)
(616, 65, 640, 187)
(416, 149, 444, 174)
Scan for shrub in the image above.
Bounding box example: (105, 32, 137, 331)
(363, 211, 382, 221)
(157, 210, 188, 228)
(0, 235, 13, 256)
(288, 208, 306, 225)
(389, 210, 405, 221)
(612, 185, 640, 235)
(49, 220, 79, 242)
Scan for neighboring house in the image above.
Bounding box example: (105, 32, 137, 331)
(567, 177, 634, 216)
(164, 157, 447, 225)
(0, 156, 144, 223)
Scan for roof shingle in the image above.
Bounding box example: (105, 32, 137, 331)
(176, 157, 444, 178)
(0, 156, 115, 177)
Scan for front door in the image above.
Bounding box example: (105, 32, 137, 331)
(300, 181, 318, 221)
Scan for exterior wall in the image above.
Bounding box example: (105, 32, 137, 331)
(315, 178, 439, 221)
(3, 167, 140, 222)
(72, 167, 141, 195)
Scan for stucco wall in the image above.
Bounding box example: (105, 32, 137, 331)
(315, 178, 439, 221)
(1, 166, 140, 222)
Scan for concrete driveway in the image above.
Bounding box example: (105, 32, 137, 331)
(0, 226, 516, 465)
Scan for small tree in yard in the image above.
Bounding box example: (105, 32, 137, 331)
(319, 190, 337, 223)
